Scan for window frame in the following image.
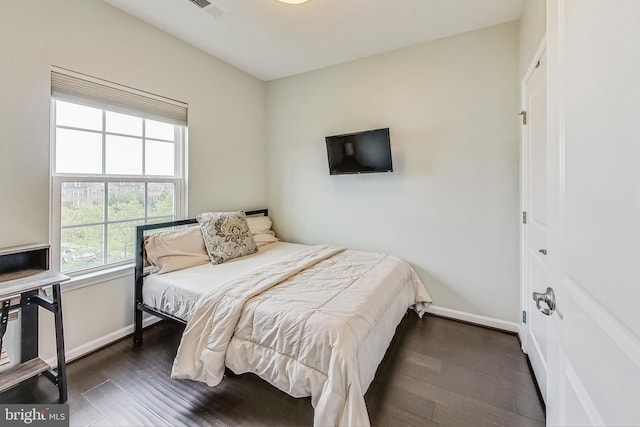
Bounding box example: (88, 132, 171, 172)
(50, 98, 187, 276)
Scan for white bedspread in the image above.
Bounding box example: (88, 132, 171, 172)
(143, 242, 306, 321)
(171, 245, 432, 426)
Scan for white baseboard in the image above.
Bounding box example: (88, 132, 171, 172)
(44, 316, 161, 367)
(427, 304, 520, 333)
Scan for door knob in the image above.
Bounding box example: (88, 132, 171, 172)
(532, 287, 556, 316)
(539, 249, 547, 255)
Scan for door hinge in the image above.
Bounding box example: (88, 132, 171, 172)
(522, 211, 527, 224)
(522, 310, 527, 324)
(519, 110, 527, 125)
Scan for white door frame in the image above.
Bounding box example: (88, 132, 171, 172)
(520, 36, 547, 353)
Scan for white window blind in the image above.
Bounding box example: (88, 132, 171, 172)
(51, 68, 188, 126)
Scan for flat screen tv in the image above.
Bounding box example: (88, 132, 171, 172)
(325, 127, 393, 175)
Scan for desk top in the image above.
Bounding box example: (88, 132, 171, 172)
(0, 270, 69, 299)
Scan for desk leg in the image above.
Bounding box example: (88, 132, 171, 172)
(52, 284, 67, 403)
(20, 290, 39, 362)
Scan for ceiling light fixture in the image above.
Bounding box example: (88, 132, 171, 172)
(277, 0, 311, 4)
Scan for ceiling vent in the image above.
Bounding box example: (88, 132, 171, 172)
(204, 4, 225, 18)
(188, 0, 211, 8)
(186, 0, 225, 18)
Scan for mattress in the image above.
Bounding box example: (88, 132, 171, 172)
(142, 241, 307, 321)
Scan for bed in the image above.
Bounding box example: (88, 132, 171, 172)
(134, 209, 432, 426)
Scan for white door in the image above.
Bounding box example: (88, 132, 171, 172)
(545, 1, 640, 425)
(520, 47, 549, 402)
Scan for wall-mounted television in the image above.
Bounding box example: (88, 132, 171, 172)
(325, 127, 393, 175)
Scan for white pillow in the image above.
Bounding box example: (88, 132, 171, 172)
(254, 233, 280, 248)
(247, 216, 273, 235)
(144, 226, 210, 273)
(246, 215, 280, 247)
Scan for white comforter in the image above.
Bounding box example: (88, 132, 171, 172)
(171, 245, 432, 426)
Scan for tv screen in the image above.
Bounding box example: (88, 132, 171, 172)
(325, 128, 393, 175)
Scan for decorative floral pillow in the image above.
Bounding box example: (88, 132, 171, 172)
(197, 211, 258, 264)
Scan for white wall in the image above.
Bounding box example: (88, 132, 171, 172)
(266, 22, 520, 325)
(0, 0, 266, 360)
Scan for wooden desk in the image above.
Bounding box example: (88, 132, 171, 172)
(0, 245, 69, 402)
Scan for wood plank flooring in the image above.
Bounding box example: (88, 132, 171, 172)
(0, 314, 545, 426)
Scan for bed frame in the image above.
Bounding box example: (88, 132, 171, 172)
(133, 209, 269, 346)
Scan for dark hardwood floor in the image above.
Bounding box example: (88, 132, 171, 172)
(0, 314, 545, 426)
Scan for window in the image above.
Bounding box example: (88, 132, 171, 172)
(51, 69, 187, 274)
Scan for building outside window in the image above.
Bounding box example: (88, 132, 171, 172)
(51, 69, 187, 274)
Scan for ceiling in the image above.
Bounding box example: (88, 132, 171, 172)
(103, 0, 524, 81)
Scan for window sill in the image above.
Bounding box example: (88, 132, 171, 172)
(61, 263, 134, 293)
